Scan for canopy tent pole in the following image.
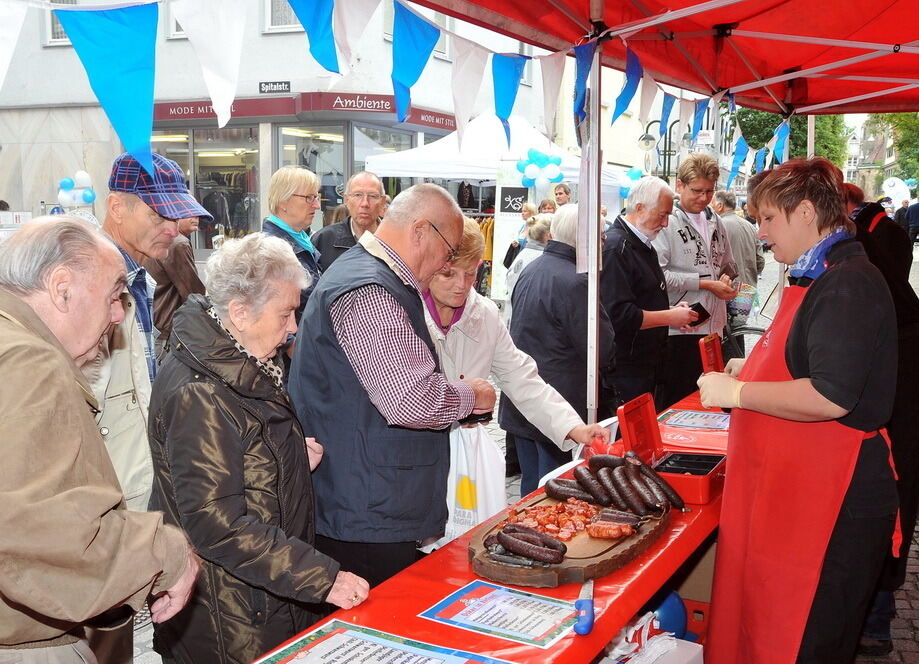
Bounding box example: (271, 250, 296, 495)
(545, 0, 592, 33)
(724, 38, 788, 114)
(731, 30, 919, 55)
(728, 39, 919, 95)
(807, 115, 815, 158)
(814, 74, 919, 84)
(796, 83, 919, 114)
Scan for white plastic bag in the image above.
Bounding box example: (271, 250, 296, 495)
(426, 424, 506, 551)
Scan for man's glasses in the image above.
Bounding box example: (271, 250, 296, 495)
(348, 192, 383, 202)
(291, 193, 320, 203)
(685, 185, 715, 196)
(427, 221, 457, 262)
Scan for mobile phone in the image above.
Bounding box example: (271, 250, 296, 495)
(719, 262, 739, 280)
(688, 302, 711, 327)
(458, 411, 493, 425)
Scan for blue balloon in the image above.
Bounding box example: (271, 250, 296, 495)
(528, 148, 550, 168)
(905, 178, 918, 188)
(516, 159, 528, 173)
(620, 185, 631, 199)
(549, 155, 563, 166)
(550, 173, 564, 183)
(82, 188, 96, 204)
(521, 176, 536, 188)
(59, 177, 75, 191)
(626, 167, 643, 180)
(654, 591, 687, 639)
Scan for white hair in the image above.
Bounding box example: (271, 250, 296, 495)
(550, 203, 579, 247)
(206, 233, 309, 318)
(626, 177, 675, 214)
(0, 216, 113, 296)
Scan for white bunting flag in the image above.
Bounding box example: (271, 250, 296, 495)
(451, 35, 488, 150)
(538, 50, 566, 141)
(638, 71, 658, 127)
(0, 0, 28, 94)
(171, 0, 246, 128)
(333, 0, 381, 77)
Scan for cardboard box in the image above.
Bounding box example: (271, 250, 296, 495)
(617, 393, 726, 505)
(651, 639, 703, 663)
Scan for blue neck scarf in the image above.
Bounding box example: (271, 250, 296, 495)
(789, 227, 852, 281)
(267, 215, 317, 257)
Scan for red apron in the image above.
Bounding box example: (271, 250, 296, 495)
(706, 284, 889, 663)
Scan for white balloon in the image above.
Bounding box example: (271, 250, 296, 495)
(524, 163, 540, 179)
(883, 177, 910, 206)
(73, 170, 93, 188)
(58, 190, 76, 206)
(535, 175, 550, 190)
(544, 163, 561, 180)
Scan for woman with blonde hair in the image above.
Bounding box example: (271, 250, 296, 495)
(504, 213, 551, 325)
(423, 218, 610, 541)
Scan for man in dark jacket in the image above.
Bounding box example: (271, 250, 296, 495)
(311, 171, 385, 271)
(907, 199, 919, 244)
(894, 199, 910, 233)
(498, 203, 616, 495)
(602, 177, 697, 408)
(289, 183, 496, 588)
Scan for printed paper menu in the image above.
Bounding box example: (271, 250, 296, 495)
(419, 580, 577, 648)
(658, 409, 730, 430)
(251, 620, 513, 664)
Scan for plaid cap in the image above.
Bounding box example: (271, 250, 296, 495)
(109, 152, 213, 221)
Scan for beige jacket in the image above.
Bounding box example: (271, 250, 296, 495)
(81, 290, 154, 511)
(0, 290, 188, 649)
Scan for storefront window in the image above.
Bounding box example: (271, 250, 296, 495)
(279, 125, 345, 231)
(193, 127, 260, 249)
(353, 123, 415, 205)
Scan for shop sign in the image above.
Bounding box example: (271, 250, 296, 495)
(154, 97, 296, 121)
(695, 129, 715, 146)
(300, 93, 456, 130)
(499, 187, 528, 214)
(259, 80, 291, 94)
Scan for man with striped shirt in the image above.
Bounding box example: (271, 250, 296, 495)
(290, 183, 496, 588)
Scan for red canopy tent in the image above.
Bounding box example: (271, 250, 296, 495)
(413, 0, 919, 115)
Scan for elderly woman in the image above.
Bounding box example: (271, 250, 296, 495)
(147, 234, 368, 664)
(698, 159, 898, 664)
(263, 165, 323, 321)
(425, 216, 611, 508)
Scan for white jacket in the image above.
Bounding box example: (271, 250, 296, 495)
(82, 290, 154, 511)
(504, 242, 546, 326)
(424, 289, 582, 451)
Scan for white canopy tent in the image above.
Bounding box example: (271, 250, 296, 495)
(365, 113, 629, 203)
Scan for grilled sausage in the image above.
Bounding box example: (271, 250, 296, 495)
(625, 452, 685, 509)
(545, 478, 596, 503)
(574, 465, 612, 506)
(587, 454, 626, 473)
(626, 462, 660, 510)
(595, 508, 642, 526)
(596, 466, 628, 510)
(498, 525, 566, 563)
(612, 465, 652, 516)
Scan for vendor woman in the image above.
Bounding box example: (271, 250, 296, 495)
(698, 158, 899, 664)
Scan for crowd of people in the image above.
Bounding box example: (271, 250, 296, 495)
(0, 146, 916, 664)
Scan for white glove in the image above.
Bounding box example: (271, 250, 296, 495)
(697, 372, 746, 409)
(724, 357, 746, 378)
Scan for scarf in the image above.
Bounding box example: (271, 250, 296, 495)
(267, 214, 317, 257)
(789, 226, 853, 282)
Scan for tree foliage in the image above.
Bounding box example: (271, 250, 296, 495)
(734, 108, 849, 166)
(871, 113, 919, 182)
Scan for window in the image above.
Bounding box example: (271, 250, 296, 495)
(279, 125, 345, 231)
(165, 6, 186, 39)
(265, 0, 303, 33)
(45, 0, 76, 46)
(384, 2, 450, 59)
(518, 42, 534, 86)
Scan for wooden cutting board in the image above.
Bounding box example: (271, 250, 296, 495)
(468, 493, 671, 588)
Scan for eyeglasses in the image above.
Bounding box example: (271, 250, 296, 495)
(291, 193, 320, 203)
(348, 192, 383, 202)
(427, 221, 457, 262)
(685, 185, 715, 196)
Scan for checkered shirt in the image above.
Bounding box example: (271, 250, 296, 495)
(329, 239, 475, 428)
(118, 247, 157, 380)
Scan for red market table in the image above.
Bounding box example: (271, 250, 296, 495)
(255, 395, 727, 663)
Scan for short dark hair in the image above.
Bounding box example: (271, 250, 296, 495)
(554, 183, 571, 195)
(713, 190, 736, 210)
(749, 158, 852, 234)
(842, 182, 864, 207)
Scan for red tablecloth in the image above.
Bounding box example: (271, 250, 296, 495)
(256, 395, 727, 663)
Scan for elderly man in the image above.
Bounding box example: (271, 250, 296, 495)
(311, 171, 386, 270)
(289, 183, 496, 588)
(84, 152, 212, 514)
(554, 182, 572, 206)
(602, 177, 697, 407)
(143, 216, 206, 359)
(652, 153, 737, 407)
(712, 189, 763, 288)
(499, 203, 616, 495)
(894, 199, 910, 233)
(0, 217, 199, 663)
